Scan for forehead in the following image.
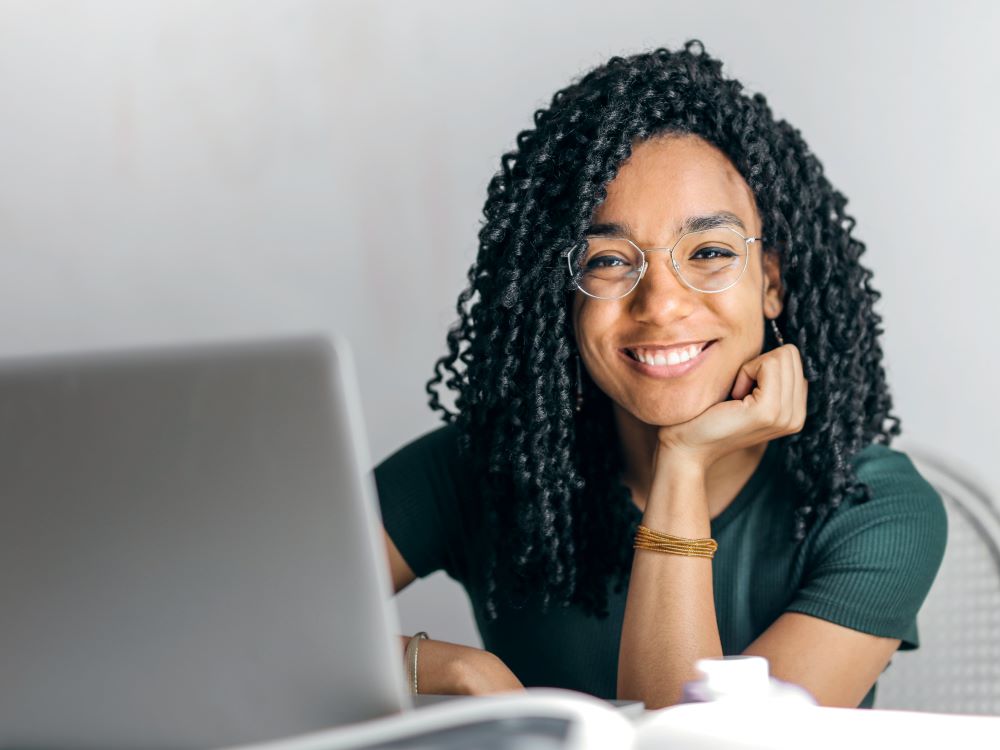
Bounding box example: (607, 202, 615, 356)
(593, 134, 759, 244)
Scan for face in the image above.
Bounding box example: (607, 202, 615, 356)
(571, 134, 783, 428)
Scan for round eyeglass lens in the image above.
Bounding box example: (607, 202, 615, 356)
(672, 227, 749, 292)
(571, 237, 644, 299)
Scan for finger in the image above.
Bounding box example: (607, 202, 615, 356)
(730, 358, 758, 401)
(730, 351, 774, 401)
(775, 344, 804, 435)
(760, 354, 788, 435)
(789, 345, 808, 431)
(779, 345, 796, 430)
(736, 353, 784, 424)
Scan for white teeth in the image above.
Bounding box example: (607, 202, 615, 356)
(631, 343, 707, 367)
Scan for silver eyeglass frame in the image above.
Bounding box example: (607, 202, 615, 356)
(567, 225, 761, 300)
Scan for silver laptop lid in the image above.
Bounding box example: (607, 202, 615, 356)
(0, 335, 410, 749)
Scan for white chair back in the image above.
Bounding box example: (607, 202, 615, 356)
(875, 450, 1000, 714)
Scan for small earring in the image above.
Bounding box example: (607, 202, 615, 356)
(575, 355, 584, 413)
(770, 318, 785, 347)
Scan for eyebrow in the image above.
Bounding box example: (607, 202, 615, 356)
(585, 211, 748, 239)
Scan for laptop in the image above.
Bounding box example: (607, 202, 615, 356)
(0, 334, 641, 750)
(0, 335, 412, 749)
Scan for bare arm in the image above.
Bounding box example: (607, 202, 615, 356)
(743, 613, 900, 707)
(617, 474, 899, 709)
(617, 345, 896, 708)
(617, 460, 722, 707)
(384, 528, 417, 595)
(616, 347, 799, 707)
(383, 528, 524, 695)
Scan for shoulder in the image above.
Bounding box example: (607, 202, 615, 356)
(846, 442, 947, 526)
(373, 422, 475, 517)
(375, 422, 463, 476)
(373, 422, 471, 517)
(373, 422, 471, 580)
(810, 441, 947, 569)
(788, 442, 948, 646)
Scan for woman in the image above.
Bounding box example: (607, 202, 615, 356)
(375, 41, 946, 710)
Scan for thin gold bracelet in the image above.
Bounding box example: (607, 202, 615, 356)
(404, 631, 429, 695)
(634, 524, 718, 559)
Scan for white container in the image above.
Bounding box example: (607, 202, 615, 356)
(680, 655, 816, 705)
(636, 656, 1000, 750)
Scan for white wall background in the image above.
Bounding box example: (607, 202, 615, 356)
(2, 0, 997, 649)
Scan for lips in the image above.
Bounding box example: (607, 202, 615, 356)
(619, 340, 717, 379)
(625, 341, 713, 366)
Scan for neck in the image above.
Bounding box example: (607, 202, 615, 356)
(614, 405, 769, 519)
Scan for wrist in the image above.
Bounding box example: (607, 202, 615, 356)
(654, 437, 714, 475)
(645, 449, 711, 535)
(649, 446, 709, 499)
(404, 631, 429, 694)
(641, 503, 711, 538)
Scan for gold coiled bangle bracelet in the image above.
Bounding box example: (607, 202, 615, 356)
(633, 524, 718, 559)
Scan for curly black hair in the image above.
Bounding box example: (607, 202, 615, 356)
(426, 40, 900, 621)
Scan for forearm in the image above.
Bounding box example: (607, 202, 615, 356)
(398, 635, 524, 695)
(398, 635, 468, 694)
(616, 461, 723, 708)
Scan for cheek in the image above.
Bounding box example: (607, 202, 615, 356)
(571, 301, 621, 384)
(572, 296, 601, 348)
(717, 302, 767, 379)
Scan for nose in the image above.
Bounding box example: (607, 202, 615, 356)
(627, 250, 698, 324)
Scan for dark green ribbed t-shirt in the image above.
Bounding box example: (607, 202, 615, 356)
(374, 425, 947, 708)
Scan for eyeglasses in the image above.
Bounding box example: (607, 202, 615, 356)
(567, 225, 760, 300)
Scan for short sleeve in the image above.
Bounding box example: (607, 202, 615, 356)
(373, 424, 470, 582)
(785, 444, 948, 650)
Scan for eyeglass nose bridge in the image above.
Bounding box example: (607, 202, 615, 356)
(633, 245, 684, 286)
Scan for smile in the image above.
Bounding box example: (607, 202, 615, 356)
(620, 340, 717, 378)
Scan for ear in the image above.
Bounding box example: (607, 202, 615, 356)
(761, 248, 784, 320)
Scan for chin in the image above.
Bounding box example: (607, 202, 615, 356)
(632, 402, 707, 428)
(623, 384, 730, 427)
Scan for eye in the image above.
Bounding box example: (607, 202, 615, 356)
(690, 246, 737, 261)
(585, 255, 630, 270)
